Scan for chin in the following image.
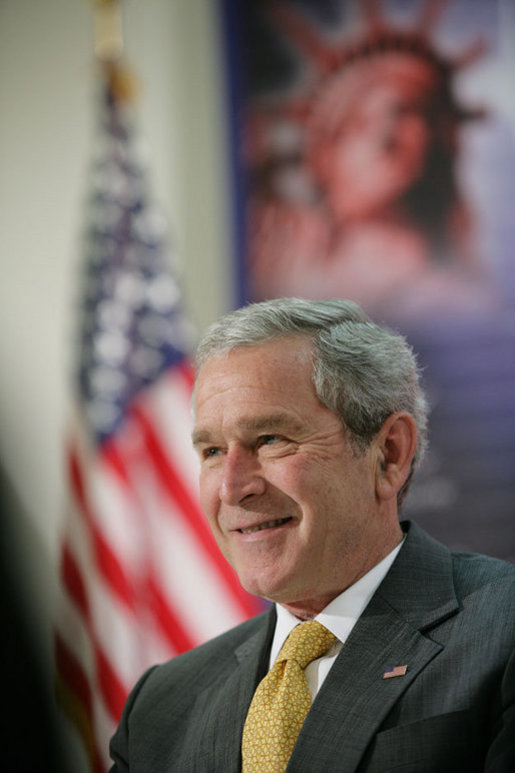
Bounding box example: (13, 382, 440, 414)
(240, 572, 296, 604)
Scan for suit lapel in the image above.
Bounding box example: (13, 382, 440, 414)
(187, 607, 275, 772)
(288, 522, 459, 773)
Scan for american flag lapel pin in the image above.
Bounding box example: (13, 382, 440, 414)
(382, 664, 408, 679)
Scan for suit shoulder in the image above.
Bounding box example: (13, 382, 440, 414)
(451, 549, 515, 583)
(450, 549, 515, 611)
(135, 609, 271, 698)
(405, 520, 514, 596)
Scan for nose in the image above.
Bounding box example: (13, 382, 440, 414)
(379, 112, 399, 152)
(219, 446, 266, 505)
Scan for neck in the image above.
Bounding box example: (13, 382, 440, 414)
(277, 525, 404, 620)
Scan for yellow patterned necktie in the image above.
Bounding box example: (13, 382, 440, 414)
(241, 620, 337, 772)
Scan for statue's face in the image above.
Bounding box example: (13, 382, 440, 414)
(307, 56, 443, 220)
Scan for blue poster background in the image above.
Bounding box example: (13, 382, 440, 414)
(220, 0, 514, 560)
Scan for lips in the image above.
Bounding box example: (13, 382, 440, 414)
(238, 517, 293, 534)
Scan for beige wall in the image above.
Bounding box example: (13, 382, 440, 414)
(0, 0, 232, 764)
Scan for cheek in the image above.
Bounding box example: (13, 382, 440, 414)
(199, 471, 220, 524)
(272, 456, 329, 508)
(333, 133, 369, 172)
(399, 119, 430, 162)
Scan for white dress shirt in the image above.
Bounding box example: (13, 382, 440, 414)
(269, 539, 404, 699)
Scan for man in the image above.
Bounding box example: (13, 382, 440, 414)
(110, 297, 514, 772)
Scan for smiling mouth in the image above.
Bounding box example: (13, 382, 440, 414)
(238, 517, 293, 534)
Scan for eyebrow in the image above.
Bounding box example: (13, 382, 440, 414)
(191, 413, 305, 446)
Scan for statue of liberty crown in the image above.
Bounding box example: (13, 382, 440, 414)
(266, 0, 487, 121)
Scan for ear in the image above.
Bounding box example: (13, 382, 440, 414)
(374, 412, 418, 504)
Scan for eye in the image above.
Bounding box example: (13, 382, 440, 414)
(255, 433, 297, 456)
(259, 434, 279, 447)
(256, 434, 291, 452)
(203, 446, 221, 459)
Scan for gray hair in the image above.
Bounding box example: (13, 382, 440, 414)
(195, 298, 428, 507)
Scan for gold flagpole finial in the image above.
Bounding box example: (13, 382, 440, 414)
(93, 0, 124, 62)
(92, 0, 139, 104)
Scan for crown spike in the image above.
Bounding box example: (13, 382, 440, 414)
(453, 39, 489, 69)
(361, 0, 386, 35)
(268, 2, 341, 74)
(419, 0, 449, 34)
(256, 0, 486, 126)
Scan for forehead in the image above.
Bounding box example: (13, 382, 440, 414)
(193, 338, 324, 431)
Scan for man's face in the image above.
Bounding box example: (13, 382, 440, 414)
(192, 337, 389, 615)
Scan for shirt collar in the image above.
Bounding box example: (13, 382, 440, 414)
(270, 538, 405, 666)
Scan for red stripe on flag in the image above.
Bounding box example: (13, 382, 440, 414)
(95, 643, 128, 723)
(55, 632, 119, 772)
(68, 443, 136, 612)
(55, 633, 106, 773)
(59, 543, 131, 724)
(55, 631, 94, 720)
(102, 438, 132, 488)
(147, 576, 195, 654)
(178, 358, 195, 391)
(61, 543, 91, 622)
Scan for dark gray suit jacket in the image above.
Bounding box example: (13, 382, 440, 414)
(110, 522, 515, 772)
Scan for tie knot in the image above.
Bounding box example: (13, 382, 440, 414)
(278, 620, 337, 670)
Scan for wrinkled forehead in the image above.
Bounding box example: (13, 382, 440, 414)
(195, 335, 315, 382)
(192, 337, 316, 416)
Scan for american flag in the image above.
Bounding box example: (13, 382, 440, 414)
(382, 664, 408, 679)
(54, 65, 262, 772)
